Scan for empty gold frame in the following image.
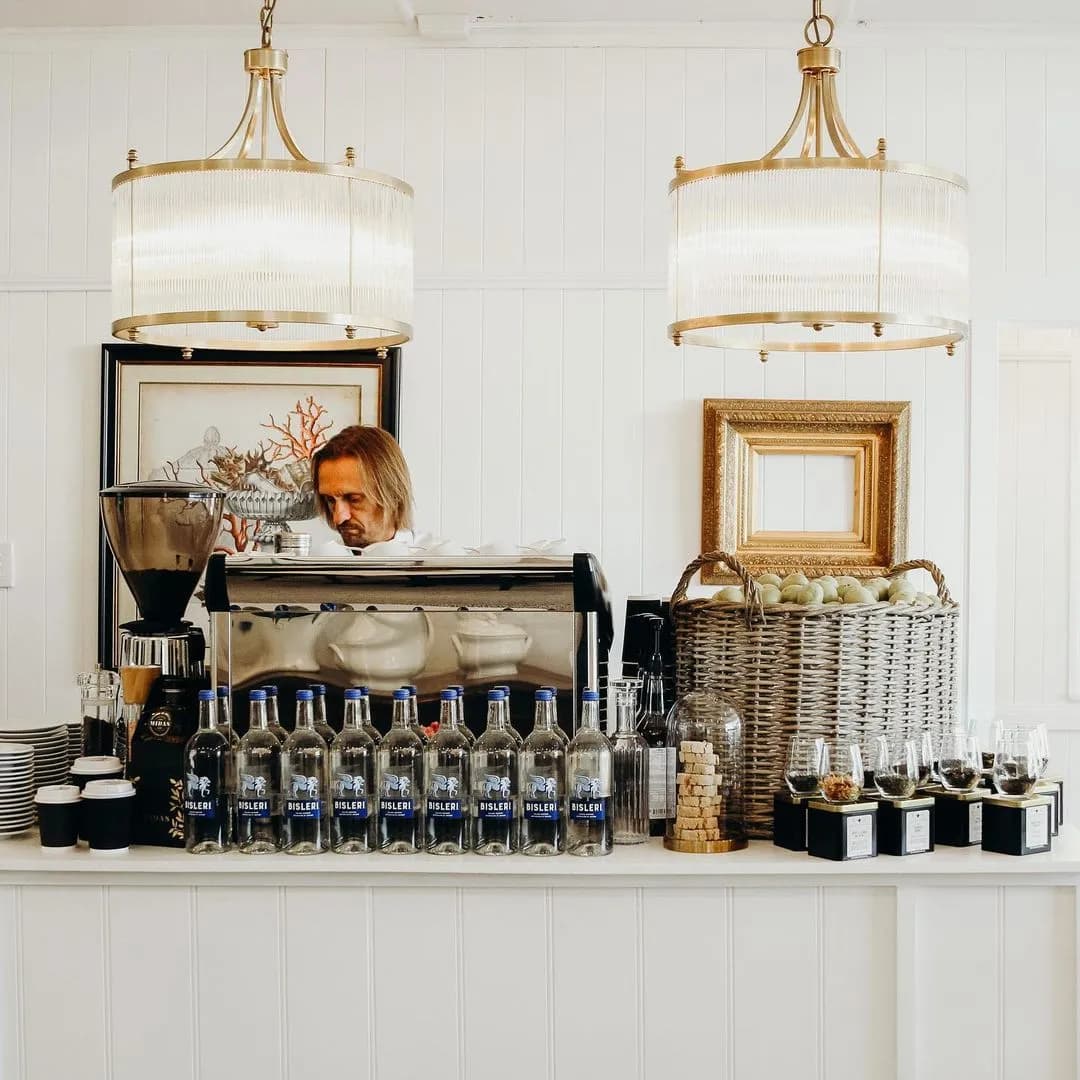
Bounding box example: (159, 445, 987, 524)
(701, 399, 910, 583)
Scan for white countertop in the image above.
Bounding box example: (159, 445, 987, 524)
(3, 829, 1079, 887)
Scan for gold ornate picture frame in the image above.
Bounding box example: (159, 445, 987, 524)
(701, 398, 910, 583)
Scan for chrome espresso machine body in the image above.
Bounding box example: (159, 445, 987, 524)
(204, 553, 612, 736)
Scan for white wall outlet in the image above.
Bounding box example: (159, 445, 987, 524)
(0, 542, 13, 588)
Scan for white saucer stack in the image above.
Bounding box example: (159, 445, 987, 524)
(0, 743, 34, 836)
(66, 723, 83, 770)
(0, 725, 72, 792)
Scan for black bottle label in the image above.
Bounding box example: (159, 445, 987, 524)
(380, 798, 415, 819)
(478, 799, 513, 820)
(184, 797, 217, 819)
(524, 799, 559, 820)
(428, 798, 463, 820)
(333, 797, 369, 820)
(237, 797, 271, 819)
(569, 798, 606, 821)
(285, 798, 321, 820)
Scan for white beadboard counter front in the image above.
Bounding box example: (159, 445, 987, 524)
(1, 834, 1078, 1080)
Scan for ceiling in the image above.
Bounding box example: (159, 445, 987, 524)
(1, 0, 1077, 28)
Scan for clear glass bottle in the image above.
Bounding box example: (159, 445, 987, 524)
(447, 686, 475, 747)
(404, 684, 428, 744)
(612, 679, 648, 844)
(425, 689, 471, 855)
(540, 687, 571, 747)
(635, 618, 671, 836)
(494, 685, 524, 747)
(378, 688, 425, 853)
(519, 689, 566, 856)
(261, 684, 290, 743)
(566, 688, 613, 856)
(472, 689, 518, 855)
(330, 688, 376, 853)
(280, 689, 329, 855)
(353, 685, 382, 746)
(184, 689, 231, 854)
(235, 688, 281, 854)
(311, 683, 339, 745)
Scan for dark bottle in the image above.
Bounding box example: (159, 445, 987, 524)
(330, 688, 376, 854)
(184, 689, 231, 854)
(637, 617, 672, 836)
(540, 687, 571, 747)
(352, 685, 382, 746)
(261, 684, 290, 744)
(235, 688, 281, 854)
(566, 688, 613, 856)
(311, 683, 339, 745)
(472, 689, 518, 855)
(520, 689, 566, 856)
(425, 690, 471, 855)
(378, 688, 424, 853)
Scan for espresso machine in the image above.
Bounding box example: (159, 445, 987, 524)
(99, 481, 225, 845)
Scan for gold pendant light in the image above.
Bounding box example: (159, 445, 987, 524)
(111, 0, 413, 359)
(669, 1, 968, 361)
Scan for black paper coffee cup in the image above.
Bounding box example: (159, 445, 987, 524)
(70, 757, 123, 841)
(35, 785, 81, 849)
(82, 779, 135, 853)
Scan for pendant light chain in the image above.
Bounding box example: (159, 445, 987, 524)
(260, 0, 277, 47)
(803, 0, 835, 45)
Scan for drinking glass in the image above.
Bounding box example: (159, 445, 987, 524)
(993, 729, 1039, 798)
(910, 729, 935, 789)
(1032, 723, 1050, 779)
(936, 732, 981, 792)
(873, 736, 917, 799)
(818, 741, 864, 804)
(784, 735, 823, 797)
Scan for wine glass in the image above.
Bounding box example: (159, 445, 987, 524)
(1032, 723, 1050, 779)
(874, 736, 917, 799)
(818, 740, 864, 804)
(912, 729, 935, 789)
(785, 735, 823, 797)
(993, 728, 1039, 798)
(936, 732, 981, 792)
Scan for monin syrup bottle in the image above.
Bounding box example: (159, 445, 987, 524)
(425, 689, 471, 855)
(378, 688, 424, 853)
(566, 688, 613, 856)
(281, 689, 329, 855)
(519, 689, 566, 856)
(330, 688, 376, 854)
(184, 689, 231, 854)
(472, 689, 518, 855)
(235, 689, 281, 854)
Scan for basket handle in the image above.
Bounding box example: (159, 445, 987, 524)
(886, 558, 953, 605)
(671, 551, 759, 608)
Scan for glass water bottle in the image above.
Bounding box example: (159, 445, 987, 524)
(566, 688, 613, 856)
(330, 688, 376, 853)
(540, 687, 571, 747)
(261, 684, 290, 743)
(494, 685, 524, 747)
(378, 688, 425, 853)
(311, 683, 338, 744)
(472, 689, 518, 855)
(635, 617, 671, 836)
(235, 688, 281, 854)
(612, 679, 648, 844)
(404, 684, 428, 744)
(184, 689, 231, 854)
(447, 686, 475, 746)
(425, 689, 471, 854)
(352, 686, 382, 746)
(280, 689, 329, 854)
(519, 689, 565, 856)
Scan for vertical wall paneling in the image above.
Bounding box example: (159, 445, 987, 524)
(482, 48, 524, 273)
(203, 45, 240, 154)
(642, 50, 682, 277)
(196, 888, 284, 1080)
(925, 48, 967, 177)
(602, 48, 645, 276)
(443, 49, 484, 274)
(1004, 51, 1046, 277)
(280, 48, 326, 162)
(1045, 54, 1080, 280)
(965, 50, 1006, 279)
(362, 48, 406, 180)
(884, 351, 926, 562)
(520, 290, 564, 542)
(995, 356, 1019, 707)
(9, 53, 50, 279)
(108, 887, 195, 1080)
(562, 48, 604, 274)
(21, 885, 107, 1080)
(164, 47, 206, 160)
(126, 48, 166, 166)
(551, 889, 640, 1080)
(1072, 345, 1080, 703)
(403, 48, 444, 277)
(46, 51, 90, 276)
(0, 54, 12, 275)
(85, 49, 129, 283)
(0, 292, 9, 720)
(285, 888, 373, 1079)
(0, 886, 22, 1080)
(322, 46, 362, 172)
(523, 47, 565, 274)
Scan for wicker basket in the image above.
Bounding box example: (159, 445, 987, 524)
(671, 552, 960, 839)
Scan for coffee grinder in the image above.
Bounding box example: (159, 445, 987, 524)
(99, 481, 224, 845)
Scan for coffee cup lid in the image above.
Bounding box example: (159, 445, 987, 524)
(82, 779, 135, 799)
(34, 784, 81, 805)
(71, 756, 122, 775)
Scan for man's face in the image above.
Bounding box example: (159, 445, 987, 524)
(316, 456, 396, 548)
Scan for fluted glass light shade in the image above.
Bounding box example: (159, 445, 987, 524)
(112, 5, 412, 357)
(669, 6, 968, 359)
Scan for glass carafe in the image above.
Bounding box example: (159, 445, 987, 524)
(77, 667, 120, 759)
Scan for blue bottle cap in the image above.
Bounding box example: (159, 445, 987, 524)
(344, 688, 362, 701)
(487, 689, 505, 701)
(296, 689, 314, 702)
(404, 685, 417, 695)
(542, 686, 558, 697)
(262, 684, 278, 697)
(393, 688, 411, 701)
(351, 685, 369, 697)
(449, 684, 464, 693)
(582, 688, 599, 702)
(312, 683, 326, 695)
(198, 689, 216, 702)
(216, 685, 230, 697)
(495, 685, 510, 693)
(535, 689, 553, 702)
(249, 689, 267, 702)
(440, 688, 457, 701)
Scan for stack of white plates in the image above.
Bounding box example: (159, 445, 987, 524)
(0, 744, 34, 836)
(66, 723, 82, 769)
(0, 725, 71, 791)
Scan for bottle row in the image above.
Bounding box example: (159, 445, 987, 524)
(184, 683, 654, 857)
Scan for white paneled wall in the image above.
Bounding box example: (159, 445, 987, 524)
(0, 28, 1077, 728)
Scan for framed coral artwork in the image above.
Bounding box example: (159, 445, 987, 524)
(98, 343, 400, 668)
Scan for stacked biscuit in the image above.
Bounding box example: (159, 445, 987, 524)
(674, 740, 722, 842)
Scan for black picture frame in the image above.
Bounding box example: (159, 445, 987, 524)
(98, 342, 401, 669)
